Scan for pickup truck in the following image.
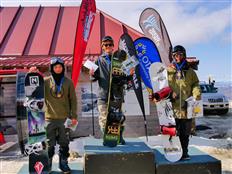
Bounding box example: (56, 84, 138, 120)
(200, 82, 229, 115)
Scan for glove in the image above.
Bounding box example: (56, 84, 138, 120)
(149, 93, 158, 102)
(71, 118, 78, 126)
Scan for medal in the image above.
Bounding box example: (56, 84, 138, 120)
(50, 77, 64, 98)
(174, 60, 186, 80)
(56, 92, 62, 98)
(177, 71, 182, 79)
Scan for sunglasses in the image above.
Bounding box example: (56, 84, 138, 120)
(103, 43, 114, 47)
(50, 57, 64, 65)
(174, 52, 184, 57)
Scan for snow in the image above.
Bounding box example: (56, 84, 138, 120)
(1, 135, 232, 174)
(1, 112, 232, 173)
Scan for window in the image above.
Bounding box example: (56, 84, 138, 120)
(200, 84, 218, 93)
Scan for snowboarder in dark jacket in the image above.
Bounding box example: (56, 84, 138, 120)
(89, 36, 129, 144)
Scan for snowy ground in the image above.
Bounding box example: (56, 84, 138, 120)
(193, 110, 232, 174)
(196, 111, 232, 139)
(1, 110, 232, 174)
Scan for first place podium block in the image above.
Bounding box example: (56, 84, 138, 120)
(84, 138, 155, 174)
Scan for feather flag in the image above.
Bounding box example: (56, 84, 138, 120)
(72, 0, 96, 87)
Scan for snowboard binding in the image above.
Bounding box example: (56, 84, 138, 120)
(24, 141, 46, 156)
(108, 108, 125, 124)
(24, 98, 44, 112)
(161, 125, 176, 137)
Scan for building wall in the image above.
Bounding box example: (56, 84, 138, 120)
(0, 77, 16, 118)
(70, 70, 160, 138)
(0, 69, 160, 139)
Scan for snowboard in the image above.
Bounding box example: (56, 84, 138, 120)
(16, 72, 28, 155)
(24, 72, 49, 174)
(119, 33, 148, 141)
(103, 52, 127, 147)
(149, 62, 182, 162)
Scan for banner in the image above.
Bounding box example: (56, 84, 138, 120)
(72, 0, 96, 87)
(119, 33, 148, 140)
(139, 8, 172, 66)
(134, 37, 161, 91)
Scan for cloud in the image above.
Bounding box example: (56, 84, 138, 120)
(157, 3, 231, 46)
(221, 31, 232, 44)
(97, 1, 231, 46)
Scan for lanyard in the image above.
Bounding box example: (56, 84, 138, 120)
(105, 54, 111, 65)
(56, 77, 64, 93)
(174, 60, 186, 72)
(51, 76, 64, 94)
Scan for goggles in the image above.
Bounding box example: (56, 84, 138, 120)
(50, 57, 64, 65)
(173, 52, 185, 57)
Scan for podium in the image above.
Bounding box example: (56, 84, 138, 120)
(84, 138, 155, 174)
(18, 137, 222, 174)
(153, 147, 221, 174)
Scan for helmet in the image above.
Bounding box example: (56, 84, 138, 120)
(50, 57, 65, 74)
(101, 36, 114, 44)
(172, 45, 186, 58)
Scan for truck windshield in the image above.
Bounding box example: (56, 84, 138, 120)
(200, 84, 218, 93)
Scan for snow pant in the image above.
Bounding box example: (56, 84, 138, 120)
(45, 120, 70, 159)
(98, 104, 108, 130)
(98, 102, 125, 130)
(175, 118, 192, 156)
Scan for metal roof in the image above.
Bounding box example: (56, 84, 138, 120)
(0, 55, 98, 67)
(0, 6, 143, 67)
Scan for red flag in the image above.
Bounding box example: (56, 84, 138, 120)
(72, 0, 96, 87)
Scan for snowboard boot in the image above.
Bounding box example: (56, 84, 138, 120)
(48, 158, 53, 173)
(181, 153, 190, 160)
(48, 146, 55, 173)
(59, 155, 71, 174)
(119, 126, 126, 145)
(181, 138, 190, 160)
(102, 128, 109, 146)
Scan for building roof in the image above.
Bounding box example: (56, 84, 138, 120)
(0, 6, 143, 67)
(0, 55, 97, 67)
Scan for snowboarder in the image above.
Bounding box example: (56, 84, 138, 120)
(150, 45, 201, 160)
(168, 45, 201, 160)
(30, 57, 78, 173)
(89, 36, 128, 145)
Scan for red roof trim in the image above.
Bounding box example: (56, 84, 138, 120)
(0, 55, 98, 68)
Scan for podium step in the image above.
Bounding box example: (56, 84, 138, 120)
(153, 146, 221, 174)
(17, 137, 222, 174)
(84, 138, 155, 174)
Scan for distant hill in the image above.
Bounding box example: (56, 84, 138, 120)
(215, 81, 232, 100)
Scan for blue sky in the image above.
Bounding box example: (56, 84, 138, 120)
(1, 0, 231, 82)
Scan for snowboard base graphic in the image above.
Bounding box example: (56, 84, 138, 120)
(24, 72, 49, 173)
(103, 57, 124, 147)
(150, 62, 182, 162)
